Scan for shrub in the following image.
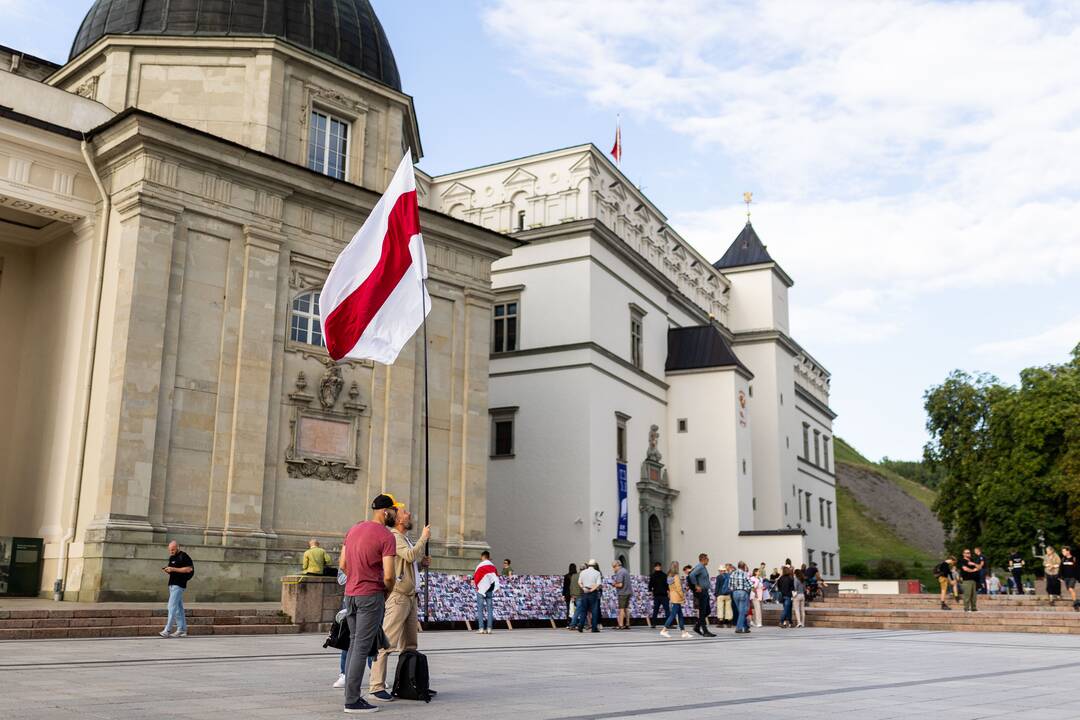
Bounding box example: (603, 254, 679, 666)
(841, 562, 870, 578)
(873, 559, 910, 579)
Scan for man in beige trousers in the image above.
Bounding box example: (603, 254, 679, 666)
(367, 503, 430, 702)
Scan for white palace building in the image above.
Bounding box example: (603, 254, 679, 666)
(426, 145, 840, 578)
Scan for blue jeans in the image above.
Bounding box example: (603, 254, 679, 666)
(476, 591, 494, 630)
(780, 596, 793, 624)
(651, 595, 670, 621)
(573, 590, 600, 630)
(164, 585, 186, 633)
(732, 590, 749, 631)
(663, 602, 684, 630)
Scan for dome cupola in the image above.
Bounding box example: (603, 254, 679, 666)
(70, 0, 402, 91)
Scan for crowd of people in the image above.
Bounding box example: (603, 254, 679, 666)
(934, 545, 1080, 612)
(560, 554, 826, 637)
(153, 496, 1080, 713)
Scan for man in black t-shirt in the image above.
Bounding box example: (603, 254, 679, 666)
(161, 541, 194, 638)
(1008, 551, 1025, 595)
(959, 549, 980, 612)
(647, 562, 669, 623)
(973, 547, 987, 593)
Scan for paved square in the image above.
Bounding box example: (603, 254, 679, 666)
(2, 626, 1079, 719)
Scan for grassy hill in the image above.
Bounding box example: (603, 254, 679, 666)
(834, 437, 943, 589)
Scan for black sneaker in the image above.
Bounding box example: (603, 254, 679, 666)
(344, 699, 379, 714)
(702, 630, 716, 637)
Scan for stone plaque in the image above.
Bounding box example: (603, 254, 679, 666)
(297, 416, 352, 459)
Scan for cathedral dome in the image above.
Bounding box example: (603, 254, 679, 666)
(69, 0, 402, 91)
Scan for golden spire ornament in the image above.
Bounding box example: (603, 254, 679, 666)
(743, 191, 753, 221)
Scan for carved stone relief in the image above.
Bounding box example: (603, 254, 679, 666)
(284, 359, 367, 484)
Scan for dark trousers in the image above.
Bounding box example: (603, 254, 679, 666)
(584, 590, 601, 630)
(344, 593, 386, 707)
(732, 590, 749, 632)
(1012, 569, 1024, 594)
(779, 595, 793, 624)
(693, 590, 710, 630)
(651, 595, 670, 622)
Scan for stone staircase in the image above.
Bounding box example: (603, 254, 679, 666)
(760, 594, 1080, 635)
(0, 606, 300, 640)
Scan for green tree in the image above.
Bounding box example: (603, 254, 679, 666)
(923, 345, 1080, 561)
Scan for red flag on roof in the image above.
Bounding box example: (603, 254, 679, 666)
(610, 117, 622, 166)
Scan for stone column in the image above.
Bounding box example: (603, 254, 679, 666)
(221, 225, 284, 540)
(86, 190, 181, 534)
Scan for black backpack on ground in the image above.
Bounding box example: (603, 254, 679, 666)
(323, 618, 350, 651)
(392, 650, 432, 702)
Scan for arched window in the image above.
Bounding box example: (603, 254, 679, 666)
(290, 290, 324, 347)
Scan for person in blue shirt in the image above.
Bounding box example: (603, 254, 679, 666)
(688, 554, 715, 637)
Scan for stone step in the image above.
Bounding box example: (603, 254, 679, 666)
(0, 614, 292, 630)
(0, 607, 286, 620)
(0, 623, 302, 641)
(758, 606, 1080, 635)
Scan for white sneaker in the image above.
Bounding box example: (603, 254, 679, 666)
(485, 629, 493, 634)
(332, 674, 346, 689)
(169, 631, 187, 638)
(159, 630, 171, 638)
(476, 629, 486, 634)
(680, 631, 692, 638)
(659, 628, 671, 638)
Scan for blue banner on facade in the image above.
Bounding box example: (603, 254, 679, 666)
(617, 462, 628, 540)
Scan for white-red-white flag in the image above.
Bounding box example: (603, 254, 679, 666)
(610, 117, 622, 165)
(320, 152, 429, 364)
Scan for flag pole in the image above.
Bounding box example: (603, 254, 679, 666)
(420, 270, 432, 628)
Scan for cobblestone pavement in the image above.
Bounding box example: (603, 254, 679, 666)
(2, 625, 1079, 719)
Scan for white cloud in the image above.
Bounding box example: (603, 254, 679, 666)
(484, 0, 1080, 346)
(973, 315, 1080, 361)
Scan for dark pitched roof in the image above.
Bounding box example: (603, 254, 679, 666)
(69, 0, 401, 91)
(713, 221, 773, 270)
(666, 326, 752, 376)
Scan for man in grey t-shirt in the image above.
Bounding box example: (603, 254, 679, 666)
(611, 561, 632, 630)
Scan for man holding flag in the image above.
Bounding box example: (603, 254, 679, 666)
(321, 152, 431, 713)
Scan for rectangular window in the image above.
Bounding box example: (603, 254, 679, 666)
(307, 109, 349, 180)
(823, 437, 830, 471)
(742, 459, 747, 475)
(695, 458, 706, 473)
(819, 497, 825, 526)
(814, 430, 821, 466)
(677, 418, 688, 433)
(827, 500, 833, 529)
(802, 423, 810, 460)
(808, 548, 815, 565)
(489, 407, 518, 458)
(798, 490, 803, 520)
(492, 301, 519, 353)
(753, 497, 757, 511)
(630, 310, 644, 369)
(516, 210, 526, 231)
(805, 492, 812, 521)
(615, 413, 629, 462)
(784, 502, 788, 516)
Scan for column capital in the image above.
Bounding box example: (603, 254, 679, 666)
(243, 224, 286, 252)
(112, 187, 184, 223)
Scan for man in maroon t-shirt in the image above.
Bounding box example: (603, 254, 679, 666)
(341, 494, 398, 714)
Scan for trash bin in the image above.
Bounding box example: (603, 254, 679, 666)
(905, 579, 922, 594)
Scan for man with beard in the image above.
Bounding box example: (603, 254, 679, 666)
(367, 501, 431, 702)
(341, 494, 398, 714)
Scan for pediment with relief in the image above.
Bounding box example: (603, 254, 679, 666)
(440, 181, 476, 200)
(502, 167, 538, 187)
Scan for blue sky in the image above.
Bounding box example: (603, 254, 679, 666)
(6, 1, 1079, 461)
